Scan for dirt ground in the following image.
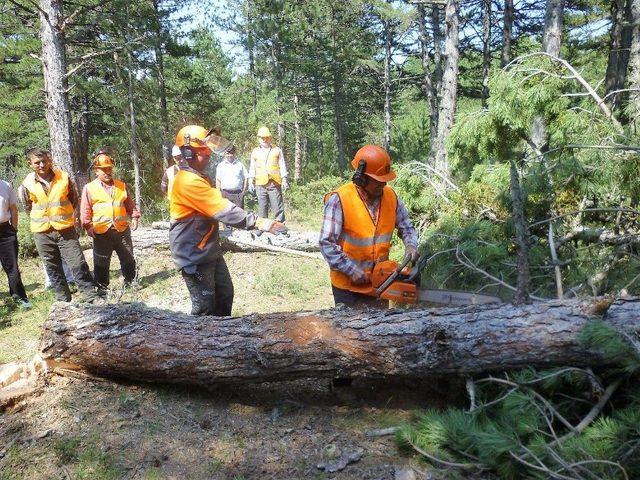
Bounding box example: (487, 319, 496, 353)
(0, 235, 452, 480)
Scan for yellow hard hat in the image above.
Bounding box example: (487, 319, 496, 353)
(93, 152, 114, 169)
(175, 125, 231, 155)
(257, 126, 272, 138)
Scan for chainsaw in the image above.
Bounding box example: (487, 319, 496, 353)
(354, 255, 502, 306)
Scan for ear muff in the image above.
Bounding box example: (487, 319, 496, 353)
(180, 146, 194, 161)
(352, 159, 368, 188)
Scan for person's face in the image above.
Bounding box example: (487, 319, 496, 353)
(95, 167, 113, 184)
(191, 149, 211, 172)
(362, 176, 386, 199)
(173, 154, 183, 164)
(259, 136, 271, 146)
(225, 152, 236, 162)
(28, 154, 53, 177)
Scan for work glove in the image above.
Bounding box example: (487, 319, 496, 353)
(256, 218, 288, 235)
(281, 177, 289, 192)
(403, 245, 420, 264)
(131, 217, 139, 231)
(350, 269, 371, 286)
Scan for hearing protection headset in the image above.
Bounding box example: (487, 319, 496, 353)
(180, 133, 194, 161)
(351, 159, 368, 187)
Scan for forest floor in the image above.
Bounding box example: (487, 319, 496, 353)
(0, 225, 454, 480)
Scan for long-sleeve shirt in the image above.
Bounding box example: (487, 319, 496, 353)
(18, 171, 78, 214)
(247, 144, 288, 179)
(319, 191, 418, 278)
(80, 180, 140, 229)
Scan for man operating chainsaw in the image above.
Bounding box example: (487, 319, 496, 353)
(320, 144, 419, 309)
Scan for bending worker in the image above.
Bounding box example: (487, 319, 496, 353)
(320, 145, 419, 309)
(248, 126, 288, 222)
(169, 125, 287, 316)
(81, 152, 140, 292)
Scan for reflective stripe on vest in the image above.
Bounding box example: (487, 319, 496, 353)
(326, 183, 397, 291)
(252, 146, 282, 185)
(22, 170, 75, 233)
(86, 178, 130, 234)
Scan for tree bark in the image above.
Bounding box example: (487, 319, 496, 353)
(481, 0, 491, 107)
(431, 5, 443, 96)
(127, 51, 142, 210)
(628, 0, 640, 131)
(293, 92, 302, 182)
(38, 0, 76, 182)
(510, 158, 530, 304)
(40, 298, 640, 386)
(604, 0, 633, 112)
(532, 0, 564, 152)
(431, 0, 459, 179)
(152, 0, 171, 172)
(417, 4, 438, 150)
(501, 0, 514, 67)
(383, 18, 393, 151)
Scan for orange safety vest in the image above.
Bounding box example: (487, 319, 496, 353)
(326, 183, 397, 291)
(251, 146, 282, 185)
(22, 169, 75, 233)
(86, 178, 131, 234)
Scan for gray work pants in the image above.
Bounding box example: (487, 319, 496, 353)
(255, 183, 285, 222)
(34, 227, 96, 302)
(93, 227, 136, 289)
(181, 256, 234, 316)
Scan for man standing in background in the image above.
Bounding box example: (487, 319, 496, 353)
(19, 149, 97, 302)
(215, 146, 248, 209)
(161, 144, 184, 197)
(81, 152, 140, 292)
(248, 126, 288, 222)
(0, 177, 30, 309)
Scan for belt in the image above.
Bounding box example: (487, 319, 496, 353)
(0, 221, 9, 228)
(223, 189, 243, 194)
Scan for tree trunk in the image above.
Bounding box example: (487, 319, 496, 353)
(431, 6, 443, 96)
(431, 0, 459, 179)
(152, 0, 170, 172)
(481, 0, 491, 107)
(605, 0, 633, 113)
(293, 92, 302, 182)
(127, 52, 142, 210)
(510, 158, 530, 304)
(332, 67, 346, 169)
(383, 18, 392, 152)
(40, 298, 640, 386)
(501, 0, 514, 67)
(271, 42, 285, 147)
(531, 0, 565, 153)
(38, 0, 76, 181)
(628, 0, 640, 131)
(417, 4, 438, 150)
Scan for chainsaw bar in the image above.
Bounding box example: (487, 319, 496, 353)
(416, 288, 502, 306)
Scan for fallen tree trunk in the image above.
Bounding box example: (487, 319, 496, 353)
(39, 298, 640, 387)
(133, 225, 320, 253)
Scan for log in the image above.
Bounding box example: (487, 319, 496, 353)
(134, 225, 320, 253)
(39, 298, 640, 387)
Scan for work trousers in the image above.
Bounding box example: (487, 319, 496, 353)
(0, 223, 27, 301)
(34, 227, 96, 302)
(93, 227, 136, 289)
(221, 189, 244, 209)
(256, 182, 285, 222)
(331, 285, 388, 310)
(181, 257, 234, 316)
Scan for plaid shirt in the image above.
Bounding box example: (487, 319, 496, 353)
(319, 191, 418, 277)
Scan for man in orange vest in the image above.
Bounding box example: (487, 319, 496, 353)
(169, 125, 287, 316)
(320, 145, 419, 309)
(81, 152, 140, 292)
(248, 126, 288, 222)
(19, 148, 97, 302)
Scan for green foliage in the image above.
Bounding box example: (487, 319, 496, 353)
(580, 321, 640, 374)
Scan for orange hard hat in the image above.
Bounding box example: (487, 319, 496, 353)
(351, 145, 396, 182)
(175, 125, 231, 155)
(93, 152, 114, 169)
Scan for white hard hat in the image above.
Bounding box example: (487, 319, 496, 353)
(171, 144, 182, 157)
